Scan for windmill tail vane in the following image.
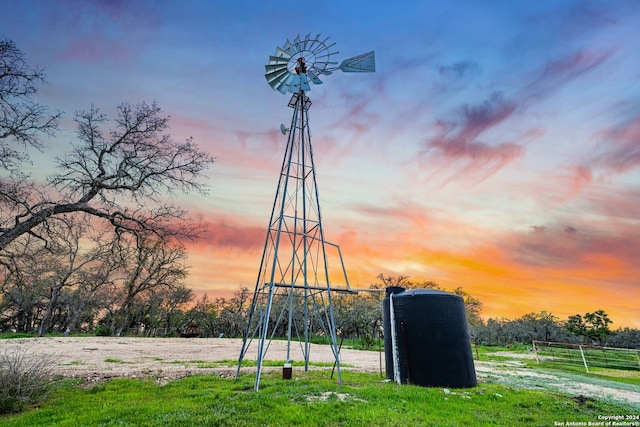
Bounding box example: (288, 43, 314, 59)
(339, 50, 376, 72)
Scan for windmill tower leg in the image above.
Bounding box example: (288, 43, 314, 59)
(236, 91, 342, 391)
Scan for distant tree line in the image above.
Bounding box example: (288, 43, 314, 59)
(0, 273, 482, 342)
(470, 309, 640, 349)
(3, 264, 639, 350)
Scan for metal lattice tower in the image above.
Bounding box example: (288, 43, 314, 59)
(236, 34, 375, 391)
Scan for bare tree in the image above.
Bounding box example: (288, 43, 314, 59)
(0, 38, 60, 172)
(0, 235, 50, 332)
(1, 38, 60, 253)
(0, 101, 214, 250)
(214, 287, 250, 337)
(110, 234, 189, 336)
(451, 286, 483, 327)
(37, 218, 118, 336)
(0, 40, 215, 337)
(156, 285, 194, 335)
(63, 258, 119, 336)
(184, 294, 217, 337)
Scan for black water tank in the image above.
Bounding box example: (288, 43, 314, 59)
(382, 287, 477, 388)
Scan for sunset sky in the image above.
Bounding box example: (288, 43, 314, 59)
(2, 0, 639, 327)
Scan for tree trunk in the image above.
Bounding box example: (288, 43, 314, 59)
(38, 284, 63, 337)
(25, 310, 34, 332)
(17, 310, 26, 333)
(64, 300, 86, 336)
(116, 305, 131, 337)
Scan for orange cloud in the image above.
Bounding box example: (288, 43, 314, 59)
(182, 186, 640, 329)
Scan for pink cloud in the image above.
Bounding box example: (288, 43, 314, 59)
(571, 165, 593, 191)
(182, 123, 283, 176)
(327, 88, 381, 142)
(504, 222, 640, 275)
(197, 218, 265, 251)
(231, 128, 281, 153)
(59, 34, 129, 63)
(590, 115, 640, 173)
(351, 202, 438, 232)
(583, 185, 640, 225)
(44, 1, 159, 63)
(438, 60, 480, 81)
(419, 92, 523, 182)
(524, 49, 612, 99)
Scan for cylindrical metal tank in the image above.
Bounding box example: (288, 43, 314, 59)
(383, 287, 477, 388)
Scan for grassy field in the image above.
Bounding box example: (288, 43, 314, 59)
(1, 365, 637, 426)
(1, 341, 638, 426)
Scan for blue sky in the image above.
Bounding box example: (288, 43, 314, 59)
(2, 0, 639, 326)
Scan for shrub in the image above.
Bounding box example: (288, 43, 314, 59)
(94, 325, 112, 336)
(359, 335, 379, 351)
(0, 350, 53, 414)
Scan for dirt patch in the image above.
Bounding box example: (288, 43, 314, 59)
(0, 337, 382, 384)
(571, 395, 596, 406)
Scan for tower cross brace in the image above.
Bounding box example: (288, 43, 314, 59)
(236, 90, 346, 391)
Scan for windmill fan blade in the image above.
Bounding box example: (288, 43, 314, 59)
(276, 74, 295, 94)
(266, 68, 289, 87)
(265, 66, 288, 80)
(287, 75, 301, 93)
(308, 73, 323, 85)
(268, 55, 289, 65)
(291, 35, 302, 54)
(274, 46, 291, 59)
(289, 74, 310, 93)
(300, 74, 311, 91)
(283, 39, 295, 55)
(339, 51, 375, 72)
(272, 73, 292, 93)
(265, 64, 288, 74)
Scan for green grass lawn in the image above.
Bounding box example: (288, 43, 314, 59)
(1, 369, 636, 427)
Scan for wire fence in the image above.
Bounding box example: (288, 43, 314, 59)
(532, 340, 640, 373)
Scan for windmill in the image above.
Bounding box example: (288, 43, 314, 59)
(236, 33, 375, 391)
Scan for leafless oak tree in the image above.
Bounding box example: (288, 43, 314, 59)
(109, 234, 189, 336)
(0, 101, 214, 250)
(0, 38, 60, 172)
(0, 40, 215, 251)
